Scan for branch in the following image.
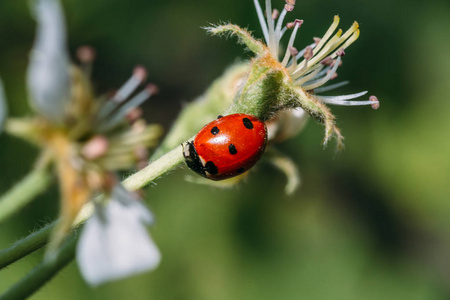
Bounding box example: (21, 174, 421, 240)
(0, 234, 77, 300)
(122, 146, 185, 190)
(0, 222, 54, 270)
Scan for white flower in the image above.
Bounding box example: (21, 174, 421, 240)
(254, 0, 379, 107)
(77, 185, 161, 287)
(0, 78, 7, 132)
(27, 0, 71, 123)
(8, 0, 163, 284)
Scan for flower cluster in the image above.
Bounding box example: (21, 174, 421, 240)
(1, 0, 162, 286)
(253, 0, 379, 108)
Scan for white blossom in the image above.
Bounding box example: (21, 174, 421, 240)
(27, 0, 71, 123)
(253, 0, 379, 107)
(76, 185, 161, 287)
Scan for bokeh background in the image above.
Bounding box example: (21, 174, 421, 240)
(1, 0, 450, 299)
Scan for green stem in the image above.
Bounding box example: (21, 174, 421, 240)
(122, 146, 185, 190)
(0, 222, 55, 270)
(0, 146, 185, 269)
(0, 234, 78, 300)
(0, 167, 52, 224)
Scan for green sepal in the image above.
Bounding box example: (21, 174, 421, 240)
(206, 24, 266, 56)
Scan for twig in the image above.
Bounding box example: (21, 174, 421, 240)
(0, 234, 78, 300)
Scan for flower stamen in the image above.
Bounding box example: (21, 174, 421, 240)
(330, 27, 360, 60)
(76, 45, 96, 78)
(97, 66, 148, 122)
(254, 0, 270, 44)
(311, 15, 340, 57)
(369, 95, 380, 110)
(112, 66, 148, 104)
(302, 55, 341, 90)
(314, 81, 349, 93)
(272, 8, 280, 20)
(98, 83, 158, 132)
(275, 8, 287, 42)
(316, 91, 380, 106)
(293, 28, 342, 77)
(287, 47, 299, 70)
(295, 63, 323, 86)
(81, 135, 109, 160)
(265, 0, 277, 53)
(281, 19, 303, 66)
(293, 42, 316, 63)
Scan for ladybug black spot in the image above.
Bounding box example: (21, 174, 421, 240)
(217, 115, 223, 119)
(211, 126, 220, 135)
(237, 167, 245, 174)
(205, 161, 218, 175)
(243, 118, 254, 129)
(229, 144, 237, 155)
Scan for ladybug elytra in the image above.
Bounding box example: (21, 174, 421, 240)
(183, 113, 267, 180)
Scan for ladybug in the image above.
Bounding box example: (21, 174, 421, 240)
(183, 113, 267, 181)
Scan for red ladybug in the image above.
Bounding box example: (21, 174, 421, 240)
(183, 114, 267, 180)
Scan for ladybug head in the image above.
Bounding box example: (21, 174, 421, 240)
(182, 141, 206, 177)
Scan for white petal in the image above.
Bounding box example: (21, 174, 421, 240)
(0, 78, 7, 132)
(27, 0, 71, 123)
(76, 186, 161, 287)
(113, 185, 154, 225)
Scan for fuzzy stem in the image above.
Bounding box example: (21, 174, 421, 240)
(0, 145, 185, 269)
(0, 167, 52, 224)
(122, 146, 185, 190)
(0, 222, 54, 270)
(0, 234, 77, 300)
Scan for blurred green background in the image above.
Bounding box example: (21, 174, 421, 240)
(1, 0, 450, 299)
